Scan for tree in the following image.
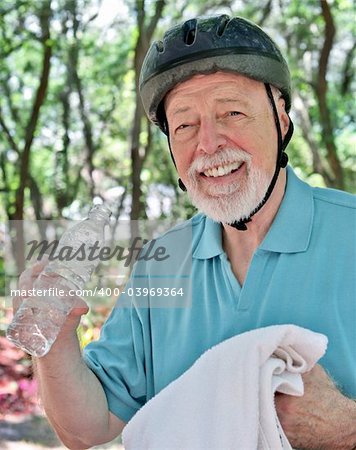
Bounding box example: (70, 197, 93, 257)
(276, 0, 355, 190)
(0, 0, 354, 265)
(129, 0, 166, 223)
(0, 0, 53, 271)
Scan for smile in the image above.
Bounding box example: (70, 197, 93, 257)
(201, 162, 243, 178)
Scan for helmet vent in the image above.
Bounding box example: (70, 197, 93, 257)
(216, 15, 230, 37)
(155, 40, 164, 53)
(183, 19, 197, 45)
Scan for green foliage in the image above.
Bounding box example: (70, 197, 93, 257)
(0, 0, 355, 223)
(0, 0, 353, 308)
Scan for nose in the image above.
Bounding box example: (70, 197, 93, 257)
(196, 119, 226, 155)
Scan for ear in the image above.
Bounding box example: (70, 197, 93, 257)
(277, 97, 290, 140)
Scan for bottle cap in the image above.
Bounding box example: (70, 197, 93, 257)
(89, 204, 112, 222)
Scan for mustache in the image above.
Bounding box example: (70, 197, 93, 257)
(188, 148, 251, 175)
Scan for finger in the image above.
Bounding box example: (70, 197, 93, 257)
(12, 295, 22, 313)
(32, 255, 49, 275)
(69, 296, 90, 316)
(19, 268, 33, 290)
(29, 255, 50, 279)
(18, 257, 49, 290)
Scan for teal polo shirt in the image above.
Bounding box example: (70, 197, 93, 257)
(84, 166, 356, 423)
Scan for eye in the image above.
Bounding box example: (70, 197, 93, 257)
(228, 111, 241, 117)
(175, 123, 191, 133)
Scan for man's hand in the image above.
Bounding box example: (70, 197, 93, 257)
(275, 364, 356, 450)
(14, 257, 89, 334)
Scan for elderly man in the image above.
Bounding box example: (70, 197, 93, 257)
(20, 15, 355, 449)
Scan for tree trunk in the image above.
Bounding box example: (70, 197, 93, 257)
(14, 1, 52, 221)
(294, 93, 333, 185)
(11, 1, 53, 272)
(130, 0, 165, 225)
(315, 0, 344, 189)
(67, 0, 96, 199)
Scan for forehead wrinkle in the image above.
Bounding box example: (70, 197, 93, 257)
(216, 97, 250, 108)
(168, 95, 252, 120)
(170, 104, 192, 117)
(166, 78, 260, 119)
(169, 95, 244, 112)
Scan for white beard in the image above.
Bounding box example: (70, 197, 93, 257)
(185, 148, 271, 224)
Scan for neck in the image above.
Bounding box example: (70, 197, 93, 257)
(222, 169, 286, 284)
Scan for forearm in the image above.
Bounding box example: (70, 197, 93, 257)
(34, 326, 123, 449)
(310, 394, 356, 450)
(327, 396, 356, 450)
(276, 364, 356, 450)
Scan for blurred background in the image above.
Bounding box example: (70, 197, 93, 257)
(0, 0, 355, 447)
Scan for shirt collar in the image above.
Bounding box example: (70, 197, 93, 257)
(192, 214, 224, 259)
(192, 166, 314, 259)
(259, 166, 313, 253)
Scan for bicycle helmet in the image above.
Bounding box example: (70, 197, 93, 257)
(140, 14, 291, 130)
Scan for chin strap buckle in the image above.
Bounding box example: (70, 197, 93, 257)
(229, 217, 252, 231)
(280, 152, 288, 168)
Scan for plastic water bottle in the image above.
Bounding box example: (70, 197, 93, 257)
(6, 204, 111, 357)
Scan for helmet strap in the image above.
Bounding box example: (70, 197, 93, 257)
(229, 83, 293, 231)
(164, 118, 188, 192)
(178, 178, 187, 191)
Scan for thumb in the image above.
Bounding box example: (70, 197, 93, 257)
(69, 295, 90, 317)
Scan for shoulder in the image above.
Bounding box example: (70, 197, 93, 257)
(132, 213, 206, 274)
(286, 166, 355, 214)
(312, 186, 356, 211)
(284, 168, 355, 242)
(156, 212, 205, 236)
(150, 212, 207, 247)
(310, 186, 355, 238)
(311, 186, 355, 228)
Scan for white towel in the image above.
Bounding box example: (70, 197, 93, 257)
(122, 325, 328, 450)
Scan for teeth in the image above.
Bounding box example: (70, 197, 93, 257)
(203, 162, 241, 178)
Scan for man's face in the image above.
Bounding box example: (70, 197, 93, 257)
(165, 72, 289, 223)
